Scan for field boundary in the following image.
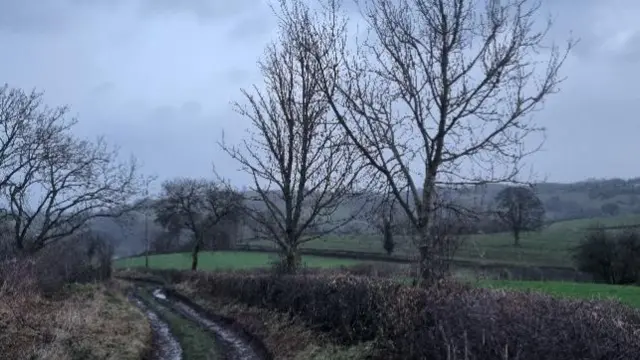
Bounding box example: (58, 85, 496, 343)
(116, 244, 585, 273)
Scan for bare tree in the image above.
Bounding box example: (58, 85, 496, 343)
(0, 85, 146, 253)
(275, 0, 575, 282)
(154, 177, 243, 270)
(6, 134, 143, 252)
(221, 16, 368, 273)
(494, 185, 545, 246)
(0, 85, 73, 194)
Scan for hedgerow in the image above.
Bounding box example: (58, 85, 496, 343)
(134, 269, 640, 360)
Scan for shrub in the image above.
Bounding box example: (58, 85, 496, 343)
(574, 228, 640, 284)
(0, 231, 114, 296)
(144, 269, 640, 360)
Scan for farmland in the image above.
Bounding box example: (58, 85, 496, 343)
(240, 214, 640, 267)
(106, 213, 640, 359)
(115, 250, 640, 308)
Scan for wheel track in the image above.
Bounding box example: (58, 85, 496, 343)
(123, 277, 270, 360)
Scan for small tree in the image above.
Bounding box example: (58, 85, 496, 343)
(494, 186, 545, 246)
(601, 202, 620, 216)
(154, 177, 243, 270)
(382, 220, 395, 256)
(366, 193, 399, 256)
(574, 228, 640, 284)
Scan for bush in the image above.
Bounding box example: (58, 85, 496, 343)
(145, 269, 640, 360)
(574, 228, 640, 284)
(0, 232, 114, 295)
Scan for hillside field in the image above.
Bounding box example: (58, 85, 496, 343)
(240, 214, 640, 267)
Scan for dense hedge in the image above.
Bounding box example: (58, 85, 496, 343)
(140, 269, 640, 360)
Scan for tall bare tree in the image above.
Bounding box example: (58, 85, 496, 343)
(221, 12, 369, 272)
(0, 85, 146, 253)
(154, 177, 243, 270)
(275, 0, 575, 282)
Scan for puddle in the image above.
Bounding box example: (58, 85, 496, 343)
(131, 297, 183, 360)
(153, 289, 262, 360)
(153, 288, 167, 300)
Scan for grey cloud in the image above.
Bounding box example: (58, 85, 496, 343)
(226, 13, 273, 40)
(136, 0, 255, 22)
(1, 0, 639, 185)
(85, 101, 245, 182)
(0, 0, 73, 33)
(89, 82, 115, 97)
(0, 0, 259, 35)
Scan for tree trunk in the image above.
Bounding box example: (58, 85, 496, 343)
(281, 245, 301, 274)
(191, 239, 201, 271)
(418, 244, 433, 285)
(513, 229, 521, 247)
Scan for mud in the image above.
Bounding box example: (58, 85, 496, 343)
(131, 296, 183, 360)
(152, 288, 263, 360)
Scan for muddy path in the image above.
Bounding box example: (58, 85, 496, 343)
(130, 295, 183, 360)
(124, 278, 270, 360)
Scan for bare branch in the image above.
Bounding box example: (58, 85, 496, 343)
(220, 6, 371, 272)
(0, 85, 148, 253)
(154, 177, 243, 270)
(279, 0, 575, 281)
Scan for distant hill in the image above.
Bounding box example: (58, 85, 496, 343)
(103, 177, 640, 257)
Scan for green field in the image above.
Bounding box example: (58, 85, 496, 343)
(115, 250, 640, 309)
(243, 214, 640, 267)
(114, 251, 363, 270)
(478, 280, 640, 308)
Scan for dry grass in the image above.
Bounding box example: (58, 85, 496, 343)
(0, 280, 151, 360)
(175, 280, 374, 360)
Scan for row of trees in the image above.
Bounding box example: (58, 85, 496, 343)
(208, 0, 573, 282)
(1, 0, 573, 286)
(371, 184, 546, 254)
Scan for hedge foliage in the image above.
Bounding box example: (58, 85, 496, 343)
(143, 269, 640, 360)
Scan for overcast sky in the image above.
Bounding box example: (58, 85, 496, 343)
(0, 0, 638, 188)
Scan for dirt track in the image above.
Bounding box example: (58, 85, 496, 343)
(127, 280, 268, 360)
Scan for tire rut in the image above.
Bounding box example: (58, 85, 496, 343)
(150, 288, 263, 360)
(126, 281, 267, 360)
(130, 295, 183, 360)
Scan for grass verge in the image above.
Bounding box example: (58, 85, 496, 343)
(0, 282, 151, 360)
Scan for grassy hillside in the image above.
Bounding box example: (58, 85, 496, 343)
(106, 177, 640, 259)
(241, 213, 640, 267)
